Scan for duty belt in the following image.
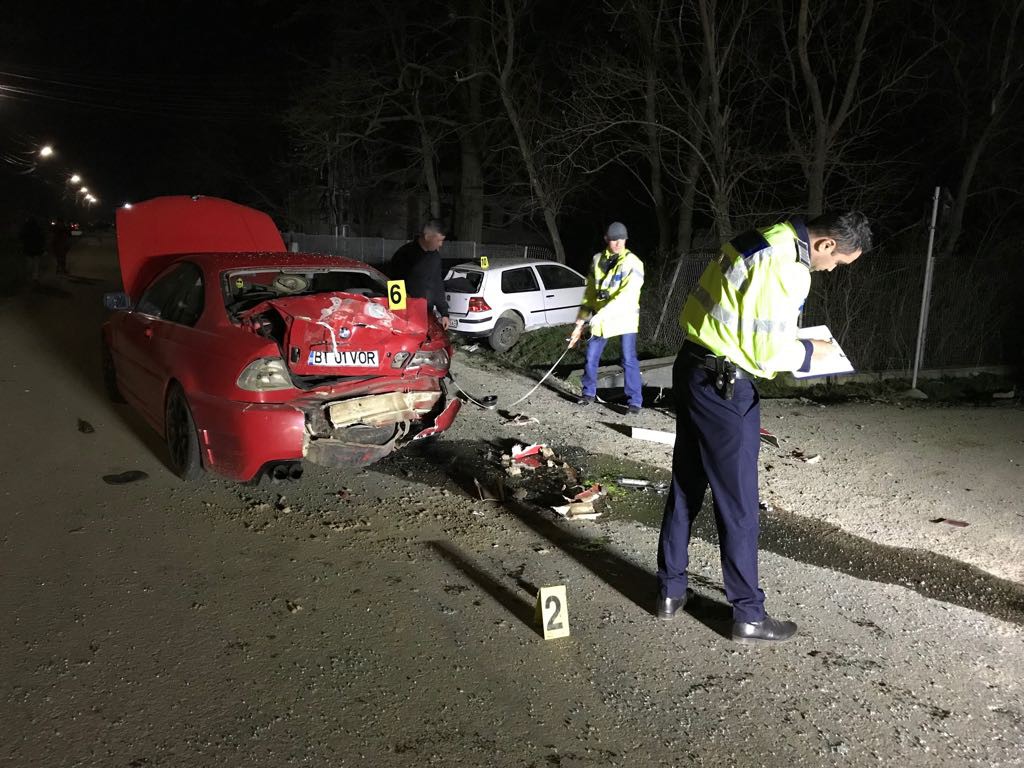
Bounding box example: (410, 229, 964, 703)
(681, 340, 752, 400)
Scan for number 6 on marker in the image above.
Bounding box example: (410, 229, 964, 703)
(387, 280, 407, 310)
(537, 585, 570, 640)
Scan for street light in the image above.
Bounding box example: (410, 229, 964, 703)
(39, 145, 55, 158)
(69, 174, 81, 184)
(79, 186, 88, 194)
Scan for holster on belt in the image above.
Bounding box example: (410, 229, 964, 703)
(707, 355, 737, 400)
(683, 343, 737, 400)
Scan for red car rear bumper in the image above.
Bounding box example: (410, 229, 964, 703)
(188, 389, 462, 482)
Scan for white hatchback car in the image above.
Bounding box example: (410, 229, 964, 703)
(444, 259, 587, 351)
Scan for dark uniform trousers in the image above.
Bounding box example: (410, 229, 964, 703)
(657, 350, 766, 623)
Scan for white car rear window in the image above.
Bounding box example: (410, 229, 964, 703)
(444, 269, 484, 293)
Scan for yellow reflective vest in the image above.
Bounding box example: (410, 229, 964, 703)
(681, 220, 811, 378)
(578, 249, 645, 338)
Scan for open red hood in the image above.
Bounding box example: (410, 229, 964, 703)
(115, 196, 285, 299)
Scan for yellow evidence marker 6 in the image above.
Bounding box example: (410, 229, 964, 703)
(386, 279, 407, 310)
(479, 255, 489, 269)
(536, 585, 570, 640)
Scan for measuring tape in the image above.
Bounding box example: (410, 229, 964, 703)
(446, 340, 575, 409)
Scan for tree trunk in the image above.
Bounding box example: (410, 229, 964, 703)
(456, 2, 485, 242)
(414, 92, 441, 219)
(645, 59, 671, 257)
(496, 0, 565, 262)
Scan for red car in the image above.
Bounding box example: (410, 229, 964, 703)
(102, 195, 460, 483)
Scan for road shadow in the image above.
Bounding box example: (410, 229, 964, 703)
(5, 249, 173, 473)
(427, 540, 541, 637)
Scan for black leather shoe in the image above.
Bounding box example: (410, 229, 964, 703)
(731, 616, 798, 643)
(626, 405, 641, 415)
(656, 593, 687, 620)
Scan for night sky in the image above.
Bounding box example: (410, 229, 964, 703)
(3, 0, 1022, 264)
(2, 0, 319, 223)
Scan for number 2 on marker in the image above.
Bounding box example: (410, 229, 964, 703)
(538, 585, 570, 639)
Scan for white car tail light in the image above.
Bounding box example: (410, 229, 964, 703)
(237, 357, 294, 391)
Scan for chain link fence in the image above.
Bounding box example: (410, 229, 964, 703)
(282, 232, 1013, 372)
(282, 232, 554, 270)
(641, 250, 1015, 372)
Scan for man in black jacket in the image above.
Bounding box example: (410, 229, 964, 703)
(389, 219, 450, 330)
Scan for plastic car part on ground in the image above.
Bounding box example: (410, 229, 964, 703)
(551, 483, 607, 520)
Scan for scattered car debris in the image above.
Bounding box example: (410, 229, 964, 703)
(77, 419, 95, 434)
(462, 343, 480, 353)
(630, 426, 675, 445)
(509, 443, 553, 469)
(931, 517, 969, 527)
(550, 483, 607, 520)
(571, 483, 606, 503)
(474, 477, 505, 502)
(759, 427, 780, 448)
(102, 470, 148, 485)
(759, 500, 775, 513)
(992, 389, 1016, 400)
(504, 413, 539, 425)
(616, 477, 670, 493)
(791, 450, 821, 464)
(551, 501, 602, 520)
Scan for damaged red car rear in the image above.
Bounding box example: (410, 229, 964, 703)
(102, 195, 460, 482)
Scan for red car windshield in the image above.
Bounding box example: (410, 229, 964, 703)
(223, 267, 387, 315)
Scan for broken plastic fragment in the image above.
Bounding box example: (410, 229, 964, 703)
(551, 501, 601, 520)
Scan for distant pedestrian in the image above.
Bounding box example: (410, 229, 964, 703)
(18, 217, 46, 288)
(389, 220, 450, 330)
(657, 211, 871, 643)
(569, 221, 645, 414)
(50, 219, 71, 276)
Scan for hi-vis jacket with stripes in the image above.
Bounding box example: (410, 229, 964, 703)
(578, 249, 645, 338)
(681, 219, 811, 378)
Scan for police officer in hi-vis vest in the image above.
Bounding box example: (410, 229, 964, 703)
(657, 212, 872, 643)
(569, 221, 645, 414)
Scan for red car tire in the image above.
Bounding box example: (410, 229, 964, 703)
(101, 340, 126, 403)
(165, 384, 204, 481)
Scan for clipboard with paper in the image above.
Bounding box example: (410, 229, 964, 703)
(792, 325, 855, 379)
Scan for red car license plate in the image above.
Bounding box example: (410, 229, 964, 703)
(307, 350, 379, 367)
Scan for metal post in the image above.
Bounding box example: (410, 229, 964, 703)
(653, 252, 687, 339)
(911, 187, 941, 390)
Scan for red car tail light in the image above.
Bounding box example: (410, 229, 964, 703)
(467, 296, 491, 313)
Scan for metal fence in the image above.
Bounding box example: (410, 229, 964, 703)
(281, 232, 554, 269)
(282, 232, 1014, 372)
(641, 250, 1014, 372)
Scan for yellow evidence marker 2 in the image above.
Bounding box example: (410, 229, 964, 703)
(479, 256, 489, 269)
(536, 585, 570, 640)
(386, 279, 407, 310)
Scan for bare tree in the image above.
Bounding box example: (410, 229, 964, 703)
(935, 0, 1024, 258)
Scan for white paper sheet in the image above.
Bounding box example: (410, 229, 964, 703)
(792, 325, 855, 379)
